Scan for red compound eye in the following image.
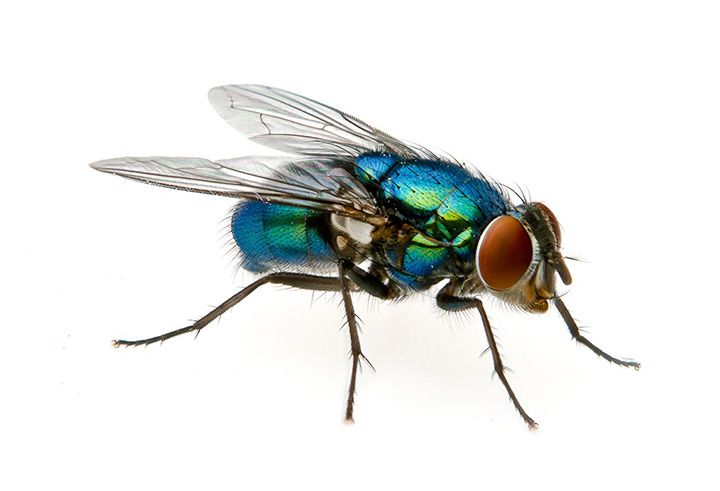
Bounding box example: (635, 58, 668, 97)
(477, 216, 533, 291)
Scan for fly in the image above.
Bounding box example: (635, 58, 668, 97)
(91, 85, 639, 427)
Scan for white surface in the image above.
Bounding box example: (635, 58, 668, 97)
(2, 1, 718, 489)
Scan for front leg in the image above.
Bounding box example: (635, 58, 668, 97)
(555, 298, 640, 369)
(437, 282, 537, 429)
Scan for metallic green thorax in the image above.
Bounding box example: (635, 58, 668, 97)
(354, 153, 509, 289)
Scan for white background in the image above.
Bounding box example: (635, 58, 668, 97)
(2, 1, 718, 489)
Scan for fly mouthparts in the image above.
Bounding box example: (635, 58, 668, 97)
(550, 254, 573, 285)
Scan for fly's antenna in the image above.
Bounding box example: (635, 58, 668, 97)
(563, 255, 588, 263)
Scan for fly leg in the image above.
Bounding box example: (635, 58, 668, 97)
(112, 273, 342, 347)
(336, 260, 400, 422)
(341, 260, 396, 299)
(337, 262, 374, 422)
(554, 298, 640, 370)
(437, 282, 537, 429)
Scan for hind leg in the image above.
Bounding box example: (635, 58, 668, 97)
(112, 272, 341, 346)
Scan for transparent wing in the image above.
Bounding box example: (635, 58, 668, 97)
(208, 85, 436, 159)
(90, 156, 381, 220)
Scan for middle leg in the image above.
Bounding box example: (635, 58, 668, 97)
(337, 261, 375, 423)
(336, 260, 401, 422)
(437, 282, 537, 428)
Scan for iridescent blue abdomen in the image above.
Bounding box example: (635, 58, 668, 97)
(231, 200, 336, 273)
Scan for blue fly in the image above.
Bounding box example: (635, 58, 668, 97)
(91, 85, 639, 427)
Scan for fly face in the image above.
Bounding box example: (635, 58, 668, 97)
(476, 202, 572, 313)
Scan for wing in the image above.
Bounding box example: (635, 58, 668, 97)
(90, 156, 382, 222)
(208, 85, 437, 159)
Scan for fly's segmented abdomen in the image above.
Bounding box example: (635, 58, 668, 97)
(231, 201, 337, 273)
